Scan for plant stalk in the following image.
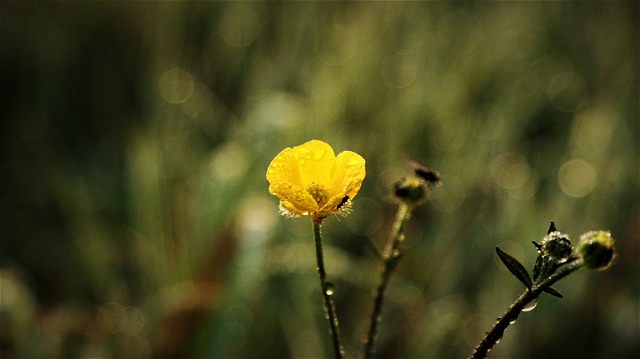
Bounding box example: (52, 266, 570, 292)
(470, 257, 585, 359)
(364, 204, 412, 359)
(313, 221, 345, 358)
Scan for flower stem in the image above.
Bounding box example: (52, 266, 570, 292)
(313, 221, 345, 358)
(364, 203, 412, 359)
(470, 257, 585, 359)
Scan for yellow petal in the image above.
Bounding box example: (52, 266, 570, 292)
(343, 177, 364, 199)
(329, 150, 366, 197)
(279, 200, 306, 217)
(292, 140, 335, 187)
(269, 182, 319, 213)
(320, 193, 348, 213)
(266, 147, 303, 188)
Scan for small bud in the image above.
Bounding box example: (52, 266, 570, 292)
(394, 176, 428, 207)
(540, 231, 573, 263)
(578, 230, 615, 270)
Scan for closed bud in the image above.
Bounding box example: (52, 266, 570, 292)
(394, 176, 428, 207)
(540, 231, 573, 263)
(578, 230, 615, 270)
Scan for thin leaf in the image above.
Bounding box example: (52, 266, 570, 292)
(532, 254, 544, 282)
(496, 247, 533, 289)
(543, 286, 564, 298)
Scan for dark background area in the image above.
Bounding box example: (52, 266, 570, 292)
(1, 2, 638, 358)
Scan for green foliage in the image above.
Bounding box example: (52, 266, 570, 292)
(542, 286, 563, 299)
(0, 2, 638, 358)
(496, 247, 533, 289)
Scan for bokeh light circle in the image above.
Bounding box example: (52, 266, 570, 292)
(158, 68, 194, 104)
(557, 158, 597, 197)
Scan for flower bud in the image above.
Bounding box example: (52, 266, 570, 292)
(578, 230, 615, 270)
(540, 231, 573, 263)
(393, 176, 428, 207)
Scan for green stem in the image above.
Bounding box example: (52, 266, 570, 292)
(313, 221, 345, 358)
(364, 204, 412, 359)
(470, 258, 585, 359)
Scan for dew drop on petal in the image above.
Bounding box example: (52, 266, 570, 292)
(522, 299, 537, 312)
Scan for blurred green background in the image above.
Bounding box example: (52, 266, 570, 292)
(1, 2, 638, 358)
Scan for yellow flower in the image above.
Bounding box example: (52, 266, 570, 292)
(266, 140, 366, 222)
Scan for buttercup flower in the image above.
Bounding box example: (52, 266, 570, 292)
(266, 140, 366, 222)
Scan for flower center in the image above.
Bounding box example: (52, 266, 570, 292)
(306, 182, 328, 207)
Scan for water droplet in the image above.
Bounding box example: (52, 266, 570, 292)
(391, 249, 401, 258)
(509, 318, 517, 325)
(325, 282, 335, 296)
(522, 299, 538, 312)
(494, 336, 502, 345)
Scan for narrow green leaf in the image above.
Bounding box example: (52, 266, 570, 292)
(496, 247, 533, 289)
(543, 286, 564, 298)
(532, 254, 544, 282)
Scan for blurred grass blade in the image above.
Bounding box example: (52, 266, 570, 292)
(496, 247, 533, 289)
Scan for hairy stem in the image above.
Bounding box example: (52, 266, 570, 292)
(470, 257, 585, 359)
(313, 221, 345, 358)
(364, 204, 412, 359)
